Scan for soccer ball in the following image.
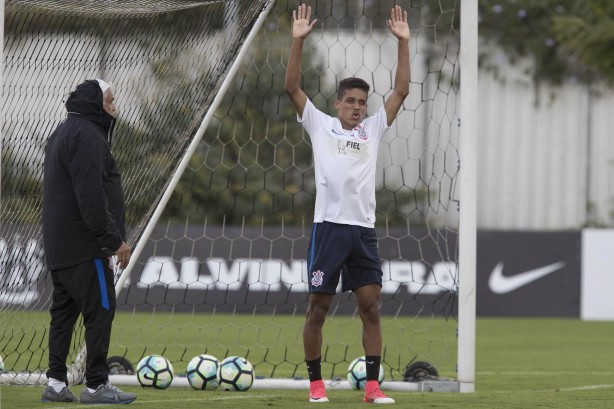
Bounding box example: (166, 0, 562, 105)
(347, 356, 384, 390)
(0, 355, 4, 371)
(186, 354, 220, 390)
(217, 356, 254, 391)
(136, 355, 174, 389)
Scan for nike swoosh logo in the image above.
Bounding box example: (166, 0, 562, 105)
(488, 261, 566, 294)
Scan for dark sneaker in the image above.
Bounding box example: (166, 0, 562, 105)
(80, 381, 136, 405)
(41, 385, 79, 403)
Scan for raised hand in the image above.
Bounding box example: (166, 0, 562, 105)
(292, 3, 317, 39)
(388, 5, 410, 41)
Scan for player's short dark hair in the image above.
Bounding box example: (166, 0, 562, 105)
(337, 77, 370, 100)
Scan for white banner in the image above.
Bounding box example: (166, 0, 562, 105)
(581, 229, 614, 320)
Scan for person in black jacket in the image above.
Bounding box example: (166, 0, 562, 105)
(41, 79, 136, 404)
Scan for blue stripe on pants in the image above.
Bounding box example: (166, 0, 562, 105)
(94, 258, 110, 310)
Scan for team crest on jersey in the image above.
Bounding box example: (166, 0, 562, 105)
(353, 124, 368, 140)
(311, 270, 324, 287)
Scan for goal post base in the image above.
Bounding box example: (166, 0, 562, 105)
(0, 371, 46, 386)
(0, 368, 83, 386)
(0, 371, 463, 393)
(108, 375, 461, 392)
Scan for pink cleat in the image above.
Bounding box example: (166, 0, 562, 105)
(363, 380, 395, 404)
(309, 379, 329, 403)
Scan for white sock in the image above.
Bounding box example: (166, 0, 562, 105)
(48, 377, 66, 393)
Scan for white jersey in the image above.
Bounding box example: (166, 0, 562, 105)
(298, 99, 389, 228)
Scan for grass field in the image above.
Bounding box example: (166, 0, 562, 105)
(1, 317, 614, 408)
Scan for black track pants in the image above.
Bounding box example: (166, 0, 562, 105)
(46, 258, 116, 388)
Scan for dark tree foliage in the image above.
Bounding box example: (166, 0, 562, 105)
(479, 0, 614, 86)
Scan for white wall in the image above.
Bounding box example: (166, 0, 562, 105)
(478, 53, 614, 229)
(581, 229, 614, 320)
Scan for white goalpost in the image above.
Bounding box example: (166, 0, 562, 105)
(458, 0, 478, 393)
(0, 0, 476, 393)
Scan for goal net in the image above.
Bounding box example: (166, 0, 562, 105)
(1, 0, 472, 392)
(0, 0, 275, 384)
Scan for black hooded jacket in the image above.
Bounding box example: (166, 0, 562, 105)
(43, 80, 126, 270)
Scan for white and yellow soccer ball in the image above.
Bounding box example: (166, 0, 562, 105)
(136, 355, 174, 389)
(186, 354, 220, 390)
(217, 356, 254, 391)
(347, 356, 384, 390)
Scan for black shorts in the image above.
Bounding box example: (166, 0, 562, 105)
(307, 221, 383, 294)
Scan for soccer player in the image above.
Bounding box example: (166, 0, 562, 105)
(284, 3, 411, 405)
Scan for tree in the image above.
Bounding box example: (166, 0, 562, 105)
(479, 0, 614, 86)
(162, 1, 321, 226)
(552, 0, 614, 86)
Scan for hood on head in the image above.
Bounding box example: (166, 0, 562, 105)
(65, 79, 115, 131)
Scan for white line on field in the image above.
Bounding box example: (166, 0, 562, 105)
(557, 384, 614, 392)
(477, 371, 614, 376)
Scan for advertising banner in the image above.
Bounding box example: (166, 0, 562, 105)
(477, 231, 581, 317)
(117, 225, 458, 317)
(0, 226, 583, 317)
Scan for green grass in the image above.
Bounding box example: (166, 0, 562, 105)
(2, 317, 614, 408)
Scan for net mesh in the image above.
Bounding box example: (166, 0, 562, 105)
(0, 0, 462, 387)
(1, 0, 273, 384)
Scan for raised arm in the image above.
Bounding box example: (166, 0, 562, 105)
(384, 5, 411, 126)
(284, 3, 317, 118)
